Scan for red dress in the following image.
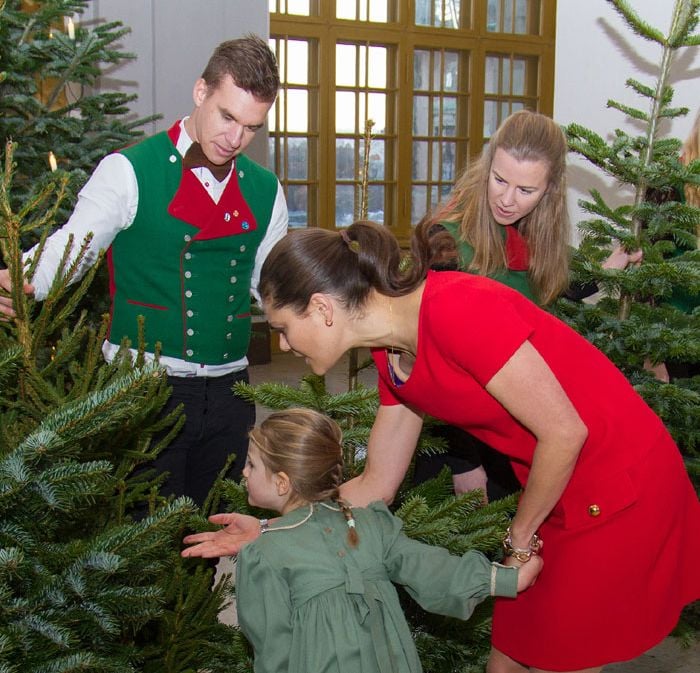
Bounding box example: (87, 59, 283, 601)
(373, 271, 700, 671)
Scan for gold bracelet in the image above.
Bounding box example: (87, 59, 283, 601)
(502, 526, 542, 563)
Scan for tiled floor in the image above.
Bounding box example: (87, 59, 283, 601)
(220, 350, 700, 672)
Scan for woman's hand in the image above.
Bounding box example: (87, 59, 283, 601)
(602, 245, 643, 270)
(181, 512, 261, 558)
(451, 465, 488, 501)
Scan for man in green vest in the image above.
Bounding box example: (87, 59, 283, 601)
(0, 35, 288, 509)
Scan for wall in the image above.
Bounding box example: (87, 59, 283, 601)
(82, 0, 270, 164)
(554, 0, 699, 237)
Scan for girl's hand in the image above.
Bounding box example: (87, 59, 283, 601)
(181, 512, 261, 558)
(515, 555, 544, 592)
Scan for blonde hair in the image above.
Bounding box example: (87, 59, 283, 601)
(680, 111, 700, 209)
(434, 109, 571, 305)
(249, 408, 358, 546)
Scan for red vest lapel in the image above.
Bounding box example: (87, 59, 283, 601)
(166, 122, 258, 241)
(505, 225, 530, 271)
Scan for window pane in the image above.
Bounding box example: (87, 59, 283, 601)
(336, 44, 356, 86)
(336, 139, 356, 179)
(414, 50, 430, 90)
(485, 56, 499, 94)
(336, 91, 356, 132)
(288, 0, 310, 13)
(513, 59, 525, 95)
(412, 141, 428, 180)
(431, 141, 441, 180)
(286, 185, 308, 229)
(367, 184, 384, 223)
(336, 0, 355, 20)
(441, 141, 456, 180)
(431, 98, 441, 134)
(501, 100, 510, 121)
(442, 97, 456, 135)
(432, 52, 442, 91)
(369, 0, 388, 23)
(484, 100, 498, 138)
(444, 52, 458, 91)
(268, 137, 277, 172)
(487, 0, 500, 32)
(504, 0, 513, 33)
(287, 138, 308, 179)
(335, 184, 356, 227)
(287, 41, 308, 84)
(413, 96, 429, 135)
(359, 46, 367, 87)
(274, 0, 310, 14)
(415, 0, 431, 26)
(367, 46, 387, 87)
(444, 0, 461, 28)
(368, 92, 386, 132)
(365, 138, 385, 180)
(502, 62, 511, 93)
(286, 90, 308, 132)
(515, 0, 528, 33)
(412, 185, 427, 223)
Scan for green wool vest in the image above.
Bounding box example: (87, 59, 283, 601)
(108, 131, 278, 365)
(441, 220, 536, 301)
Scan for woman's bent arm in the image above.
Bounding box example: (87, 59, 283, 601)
(485, 340, 588, 550)
(340, 403, 424, 506)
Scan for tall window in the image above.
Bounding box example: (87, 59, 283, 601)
(269, 0, 556, 243)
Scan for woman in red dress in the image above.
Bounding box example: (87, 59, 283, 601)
(184, 221, 700, 673)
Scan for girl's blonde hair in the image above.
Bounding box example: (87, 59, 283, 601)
(680, 111, 700, 209)
(434, 109, 571, 305)
(249, 408, 358, 546)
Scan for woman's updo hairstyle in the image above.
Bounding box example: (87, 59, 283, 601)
(260, 220, 424, 314)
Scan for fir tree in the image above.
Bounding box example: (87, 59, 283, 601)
(0, 0, 157, 222)
(0, 139, 248, 673)
(558, 0, 700, 472)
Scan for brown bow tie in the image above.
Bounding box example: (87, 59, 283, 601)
(182, 142, 233, 181)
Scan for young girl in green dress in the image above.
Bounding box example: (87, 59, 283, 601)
(235, 407, 542, 673)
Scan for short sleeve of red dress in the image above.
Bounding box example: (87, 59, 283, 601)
(375, 272, 535, 405)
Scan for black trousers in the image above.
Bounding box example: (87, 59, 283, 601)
(146, 369, 255, 508)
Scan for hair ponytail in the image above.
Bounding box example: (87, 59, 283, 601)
(260, 221, 425, 313)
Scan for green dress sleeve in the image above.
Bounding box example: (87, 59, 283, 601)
(369, 501, 518, 620)
(236, 542, 294, 673)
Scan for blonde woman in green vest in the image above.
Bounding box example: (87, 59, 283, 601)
(0, 35, 288, 510)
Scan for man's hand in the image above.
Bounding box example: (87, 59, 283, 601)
(0, 268, 35, 318)
(181, 512, 261, 558)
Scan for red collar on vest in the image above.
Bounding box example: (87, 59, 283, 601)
(166, 120, 258, 240)
(505, 225, 529, 271)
